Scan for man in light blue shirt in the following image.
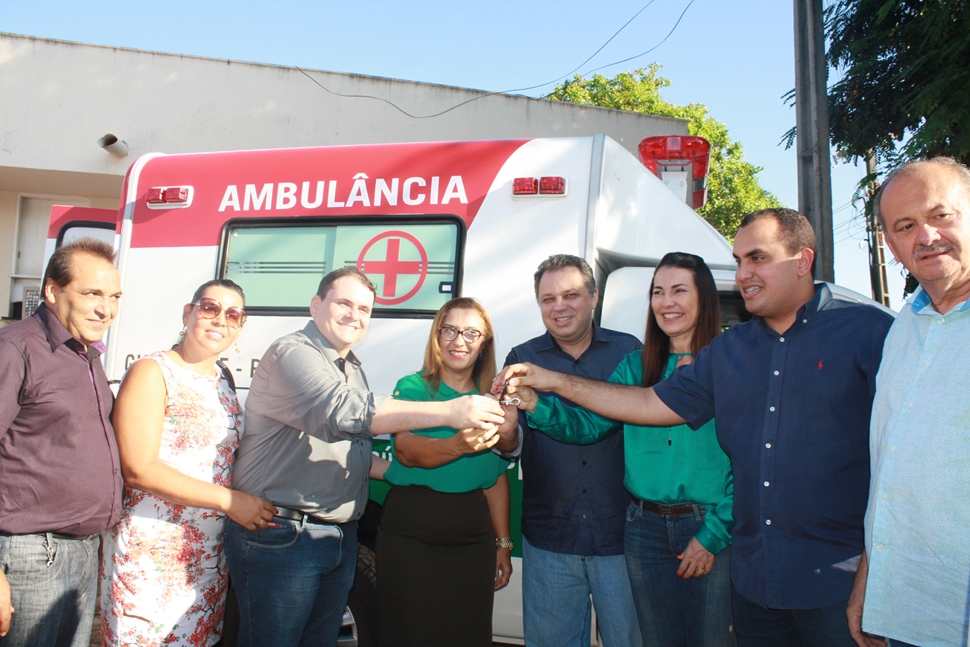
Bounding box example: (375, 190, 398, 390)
(848, 157, 970, 647)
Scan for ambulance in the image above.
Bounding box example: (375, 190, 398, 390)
(45, 134, 877, 646)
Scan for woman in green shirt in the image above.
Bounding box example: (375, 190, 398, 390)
(522, 252, 735, 647)
(377, 297, 517, 647)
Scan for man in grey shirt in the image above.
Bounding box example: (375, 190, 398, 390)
(226, 267, 510, 647)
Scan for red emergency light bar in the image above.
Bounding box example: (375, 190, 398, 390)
(638, 136, 711, 210)
(512, 176, 566, 196)
(146, 186, 190, 204)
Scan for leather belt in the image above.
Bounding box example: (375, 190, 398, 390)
(272, 505, 335, 526)
(48, 532, 99, 541)
(0, 531, 98, 541)
(634, 499, 704, 517)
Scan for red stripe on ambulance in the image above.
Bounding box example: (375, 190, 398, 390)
(218, 174, 470, 212)
(47, 205, 118, 239)
(128, 140, 529, 248)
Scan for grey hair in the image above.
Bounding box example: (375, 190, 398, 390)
(874, 157, 970, 228)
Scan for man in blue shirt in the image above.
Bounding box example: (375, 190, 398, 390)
(502, 211, 894, 647)
(847, 158, 970, 647)
(505, 254, 642, 647)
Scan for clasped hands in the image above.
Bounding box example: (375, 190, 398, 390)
(441, 362, 567, 454)
(487, 362, 560, 414)
(447, 391, 520, 455)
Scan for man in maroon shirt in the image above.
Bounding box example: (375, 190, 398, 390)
(0, 238, 123, 647)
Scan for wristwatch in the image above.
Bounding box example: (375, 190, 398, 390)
(495, 537, 514, 550)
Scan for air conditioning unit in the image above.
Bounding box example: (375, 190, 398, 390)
(23, 288, 41, 319)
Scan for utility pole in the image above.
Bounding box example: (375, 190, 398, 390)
(865, 154, 891, 306)
(793, 0, 835, 282)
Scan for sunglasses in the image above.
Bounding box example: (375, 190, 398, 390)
(191, 297, 248, 328)
(439, 326, 484, 343)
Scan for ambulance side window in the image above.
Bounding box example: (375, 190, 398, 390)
(220, 218, 464, 317)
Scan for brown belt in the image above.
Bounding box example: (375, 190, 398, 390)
(633, 499, 704, 517)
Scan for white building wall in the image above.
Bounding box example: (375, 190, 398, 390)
(0, 32, 687, 316)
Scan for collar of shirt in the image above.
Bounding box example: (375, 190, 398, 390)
(300, 320, 362, 374)
(34, 302, 106, 360)
(752, 283, 831, 339)
(531, 321, 612, 356)
(910, 287, 970, 316)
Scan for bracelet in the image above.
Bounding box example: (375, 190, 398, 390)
(495, 537, 514, 550)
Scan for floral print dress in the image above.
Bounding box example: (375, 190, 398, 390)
(101, 352, 242, 647)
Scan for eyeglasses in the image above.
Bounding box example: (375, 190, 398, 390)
(192, 297, 248, 328)
(439, 326, 484, 343)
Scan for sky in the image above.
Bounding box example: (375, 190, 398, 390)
(0, 0, 906, 307)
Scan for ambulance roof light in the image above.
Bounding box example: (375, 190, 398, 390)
(145, 186, 192, 209)
(513, 177, 567, 197)
(512, 178, 539, 195)
(638, 136, 712, 210)
(164, 188, 189, 203)
(539, 177, 566, 195)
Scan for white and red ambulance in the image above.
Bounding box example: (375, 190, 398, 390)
(46, 135, 878, 646)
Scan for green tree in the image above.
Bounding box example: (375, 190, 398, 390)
(825, 1, 970, 300)
(546, 65, 780, 239)
(827, 0, 970, 168)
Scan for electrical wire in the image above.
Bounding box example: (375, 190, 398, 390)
(295, 0, 693, 119)
(834, 217, 869, 244)
(832, 201, 871, 244)
(561, 0, 658, 79)
(832, 199, 853, 215)
(582, 0, 695, 75)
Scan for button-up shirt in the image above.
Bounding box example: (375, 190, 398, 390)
(863, 289, 970, 647)
(233, 321, 391, 523)
(654, 284, 894, 609)
(0, 302, 122, 536)
(505, 324, 642, 556)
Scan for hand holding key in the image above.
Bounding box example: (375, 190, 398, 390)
(494, 377, 538, 414)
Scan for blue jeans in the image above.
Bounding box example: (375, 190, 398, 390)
(522, 536, 642, 647)
(731, 585, 855, 647)
(624, 501, 736, 647)
(225, 518, 357, 647)
(0, 533, 100, 647)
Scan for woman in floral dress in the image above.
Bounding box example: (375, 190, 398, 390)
(101, 280, 277, 647)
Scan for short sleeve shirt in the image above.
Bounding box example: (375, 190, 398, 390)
(653, 285, 893, 609)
